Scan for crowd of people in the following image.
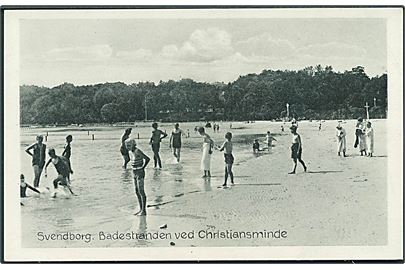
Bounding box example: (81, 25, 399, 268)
(335, 117, 374, 158)
(21, 118, 375, 216)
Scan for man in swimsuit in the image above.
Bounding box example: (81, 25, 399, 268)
(62, 135, 74, 179)
(169, 123, 183, 162)
(149, 123, 167, 169)
(120, 128, 132, 169)
(25, 135, 47, 188)
(45, 148, 73, 195)
(126, 139, 150, 216)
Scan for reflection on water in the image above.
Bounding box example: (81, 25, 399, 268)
(203, 179, 212, 192)
(136, 215, 148, 246)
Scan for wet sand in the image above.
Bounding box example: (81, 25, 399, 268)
(21, 119, 387, 248)
(128, 119, 387, 247)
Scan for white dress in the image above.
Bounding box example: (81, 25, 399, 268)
(365, 127, 374, 154)
(336, 128, 347, 152)
(201, 142, 211, 171)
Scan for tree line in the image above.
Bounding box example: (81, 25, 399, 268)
(20, 65, 387, 125)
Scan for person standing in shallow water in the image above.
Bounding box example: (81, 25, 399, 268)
(288, 126, 307, 174)
(149, 123, 167, 169)
(120, 128, 132, 169)
(198, 127, 214, 178)
(62, 135, 74, 181)
(126, 139, 150, 216)
(217, 132, 234, 187)
(169, 123, 183, 163)
(25, 135, 47, 187)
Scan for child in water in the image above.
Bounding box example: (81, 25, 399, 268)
(217, 132, 234, 187)
(149, 123, 167, 169)
(126, 139, 150, 216)
(45, 148, 74, 196)
(20, 174, 40, 198)
(265, 131, 277, 150)
(253, 139, 260, 153)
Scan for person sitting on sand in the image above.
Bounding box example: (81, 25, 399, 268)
(217, 132, 234, 187)
(62, 135, 74, 178)
(45, 148, 73, 195)
(169, 123, 183, 163)
(336, 125, 347, 157)
(149, 123, 167, 169)
(25, 135, 47, 188)
(198, 127, 214, 178)
(126, 139, 150, 216)
(289, 126, 307, 174)
(265, 131, 277, 150)
(20, 174, 40, 198)
(364, 122, 374, 157)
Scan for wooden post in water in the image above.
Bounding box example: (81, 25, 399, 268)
(137, 133, 140, 139)
(92, 134, 95, 141)
(45, 135, 48, 142)
(87, 130, 90, 136)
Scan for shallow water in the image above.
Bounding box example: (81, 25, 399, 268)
(21, 121, 287, 247)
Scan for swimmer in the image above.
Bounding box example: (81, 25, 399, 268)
(149, 123, 167, 169)
(20, 174, 40, 198)
(45, 148, 74, 196)
(217, 132, 234, 187)
(126, 139, 150, 216)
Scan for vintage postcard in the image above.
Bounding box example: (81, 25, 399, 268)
(2, 6, 403, 262)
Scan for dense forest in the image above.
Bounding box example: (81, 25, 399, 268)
(20, 65, 387, 125)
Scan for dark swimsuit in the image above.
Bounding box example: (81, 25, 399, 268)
(224, 153, 234, 164)
(172, 131, 182, 149)
(291, 143, 302, 159)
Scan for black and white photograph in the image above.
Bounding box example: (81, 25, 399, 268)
(2, 6, 403, 262)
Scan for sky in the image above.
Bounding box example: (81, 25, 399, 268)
(20, 18, 387, 87)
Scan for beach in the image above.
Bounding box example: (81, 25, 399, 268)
(20, 119, 387, 248)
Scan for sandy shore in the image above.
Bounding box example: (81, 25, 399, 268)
(21, 119, 387, 248)
(91, 119, 386, 248)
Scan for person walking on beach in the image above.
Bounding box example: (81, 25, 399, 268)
(365, 122, 374, 157)
(20, 174, 40, 198)
(62, 135, 74, 178)
(149, 123, 167, 169)
(217, 132, 234, 187)
(169, 123, 183, 163)
(336, 125, 347, 157)
(25, 135, 47, 187)
(126, 139, 150, 216)
(45, 148, 73, 195)
(198, 127, 214, 178)
(288, 126, 307, 174)
(120, 128, 132, 169)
